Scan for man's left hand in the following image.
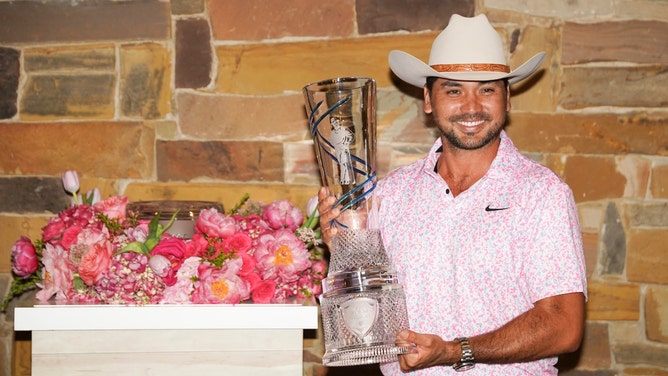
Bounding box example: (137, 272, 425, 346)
(396, 329, 460, 372)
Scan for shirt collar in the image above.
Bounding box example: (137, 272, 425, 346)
(422, 130, 517, 181)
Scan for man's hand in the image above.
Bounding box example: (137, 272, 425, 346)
(396, 330, 460, 372)
(317, 187, 340, 246)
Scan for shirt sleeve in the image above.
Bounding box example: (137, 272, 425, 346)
(518, 179, 588, 303)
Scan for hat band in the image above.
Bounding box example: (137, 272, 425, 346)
(430, 63, 510, 73)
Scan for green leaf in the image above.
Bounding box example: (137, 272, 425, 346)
(117, 241, 149, 256)
(147, 214, 161, 237)
(145, 237, 160, 251)
(154, 211, 178, 239)
(98, 212, 125, 237)
(229, 193, 250, 215)
(120, 211, 179, 256)
(82, 191, 94, 205)
(72, 274, 86, 291)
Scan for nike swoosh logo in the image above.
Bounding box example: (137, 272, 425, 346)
(485, 205, 509, 212)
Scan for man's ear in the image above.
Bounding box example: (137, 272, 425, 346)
(505, 81, 511, 112)
(423, 85, 433, 114)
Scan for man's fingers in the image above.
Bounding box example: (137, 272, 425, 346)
(317, 186, 330, 200)
(397, 329, 417, 344)
(317, 187, 341, 246)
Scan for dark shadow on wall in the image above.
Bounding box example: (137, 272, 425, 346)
(389, 71, 423, 100)
(324, 364, 384, 375)
(556, 346, 584, 374)
(511, 69, 545, 97)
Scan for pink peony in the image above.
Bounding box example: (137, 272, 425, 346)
(254, 229, 311, 282)
(191, 259, 250, 304)
(94, 195, 128, 219)
(262, 200, 304, 231)
(36, 243, 74, 302)
(11, 236, 39, 278)
(196, 208, 237, 238)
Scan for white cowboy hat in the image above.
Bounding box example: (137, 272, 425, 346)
(389, 14, 546, 87)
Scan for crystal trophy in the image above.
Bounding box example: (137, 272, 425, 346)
(303, 77, 411, 366)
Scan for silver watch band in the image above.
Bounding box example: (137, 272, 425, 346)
(453, 337, 475, 372)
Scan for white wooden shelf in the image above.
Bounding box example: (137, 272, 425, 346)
(15, 304, 319, 376)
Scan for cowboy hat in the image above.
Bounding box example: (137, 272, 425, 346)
(389, 14, 546, 87)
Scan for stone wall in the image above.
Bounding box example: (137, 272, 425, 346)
(1, 0, 667, 375)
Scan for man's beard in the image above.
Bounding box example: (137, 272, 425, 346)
(441, 112, 505, 150)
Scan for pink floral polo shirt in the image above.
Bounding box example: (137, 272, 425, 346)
(376, 131, 587, 375)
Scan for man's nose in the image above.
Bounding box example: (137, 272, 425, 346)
(460, 94, 483, 113)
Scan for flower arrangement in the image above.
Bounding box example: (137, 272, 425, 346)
(2, 171, 326, 310)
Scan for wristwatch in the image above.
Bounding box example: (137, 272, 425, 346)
(453, 337, 475, 372)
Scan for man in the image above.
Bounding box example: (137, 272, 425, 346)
(318, 14, 587, 375)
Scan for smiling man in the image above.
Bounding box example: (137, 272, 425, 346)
(318, 14, 587, 375)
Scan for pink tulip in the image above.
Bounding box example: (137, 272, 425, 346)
(149, 255, 171, 278)
(306, 195, 320, 218)
(61, 170, 80, 195)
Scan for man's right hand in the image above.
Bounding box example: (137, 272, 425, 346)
(317, 187, 340, 247)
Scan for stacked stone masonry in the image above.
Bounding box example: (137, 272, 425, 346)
(1, 0, 667, 375)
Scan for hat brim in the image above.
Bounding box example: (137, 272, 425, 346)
(389, 50, 546, 87)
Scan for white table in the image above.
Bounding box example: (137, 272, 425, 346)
(14, 304, 319, 376)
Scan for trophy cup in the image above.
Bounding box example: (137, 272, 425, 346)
(303, 77, 411, 366)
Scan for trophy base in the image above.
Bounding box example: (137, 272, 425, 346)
(322, 343, 411, 367)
